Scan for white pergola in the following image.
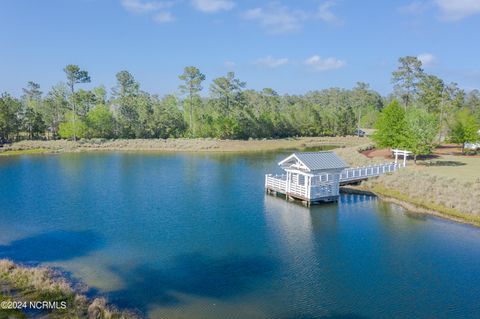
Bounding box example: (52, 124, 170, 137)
(392, 149, 412, 167)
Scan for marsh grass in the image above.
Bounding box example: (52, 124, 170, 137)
(0, 149, 48, 156)
(361, 168, 480, 224)
(370, 185, 480, 226)
(0, 260, 139, 319)
(2, 136, 368, 154)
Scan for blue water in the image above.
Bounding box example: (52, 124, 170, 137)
(1, 152, 480, 318)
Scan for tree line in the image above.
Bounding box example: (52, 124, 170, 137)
(0, 65, 381, 141)
(1, 57, 479, 148)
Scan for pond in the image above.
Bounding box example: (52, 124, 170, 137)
(1, 152, 480, 318)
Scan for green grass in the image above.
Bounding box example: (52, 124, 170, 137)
(419, 155, 480, 183)
(0, 148, 48, 156)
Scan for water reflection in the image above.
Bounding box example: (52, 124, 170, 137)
(2, 153, 480, 318)
(263, 195, 314, 251)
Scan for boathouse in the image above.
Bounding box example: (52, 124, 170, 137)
(265, 151, 349, 203)
(266, 150, 407, 205)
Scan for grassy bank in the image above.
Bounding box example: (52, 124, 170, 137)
(372, 186, 480, 226)
(0, 260, 138, 319)
(339, 144, 480, 227)
(345, 184, 480, 227)
(359, 167, 480, 227)
(0, 137, 369, 155)
(0, 149, 48, 156)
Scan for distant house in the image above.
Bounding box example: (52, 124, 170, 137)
(465, 130, 480, 150)
(355, 129, 366, 137)
(361, 129, 376, 136)
(465, 142, 480, 150)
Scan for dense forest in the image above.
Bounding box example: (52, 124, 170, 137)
(0, 56, 479, 145)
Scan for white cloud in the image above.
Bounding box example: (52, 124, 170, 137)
(224, 61, 236, 68)
(400, 0, 480, 21)
(244, 2, 341, 35)
(417, 53, 437, 67)
(434, 0, 480, 21)
(316, 1, 343, 25)
(255, 56, 289, 68)
(191, 0, 235, 13)
(154, 11, 175, 23)
(243, 4, 307, 34)
(398, 1, 430, 14)
(304, 55, 345, 71)
(121, 0, 174, 14)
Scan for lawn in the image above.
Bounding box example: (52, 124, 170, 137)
(420, 155, 480, 183)
(362, 146, 480, 183)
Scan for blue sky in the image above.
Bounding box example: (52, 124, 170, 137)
(1, 0, 479, 97)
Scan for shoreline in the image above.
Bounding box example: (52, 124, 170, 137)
(0, 137, 368, 156)
(341, 185, 480, 227)
(2, 138, 477, 228)
(0, 259, 140, 318)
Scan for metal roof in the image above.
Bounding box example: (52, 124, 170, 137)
(279, 151, 349, 172)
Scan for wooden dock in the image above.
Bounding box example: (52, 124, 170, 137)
(266, 162, 399, 204)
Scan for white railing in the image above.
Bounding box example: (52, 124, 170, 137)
(265, 174, 287, 193)
(265, 174, 308, 198)
(265, 162, 402, 201)
(289, 183, 307, 198)
(340, 162, 399, 182)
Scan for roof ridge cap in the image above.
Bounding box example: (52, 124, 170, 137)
(295, 151, 334, 154)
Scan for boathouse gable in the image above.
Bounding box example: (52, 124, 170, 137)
(278, 152, 349, 173)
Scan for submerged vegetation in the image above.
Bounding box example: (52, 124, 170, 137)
(0, 259, 138, 319)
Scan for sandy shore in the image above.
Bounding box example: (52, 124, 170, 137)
(0, 136, 368, 154)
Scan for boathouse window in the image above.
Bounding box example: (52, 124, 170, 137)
(299, 175, 305, 186)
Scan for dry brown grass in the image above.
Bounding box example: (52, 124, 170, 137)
(333, 143, 386, 167)
(361, 167, 480, 222)
(0, 259, 139, 319)
(1, 136, 369, 154)
(0, 260, 72, 295)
